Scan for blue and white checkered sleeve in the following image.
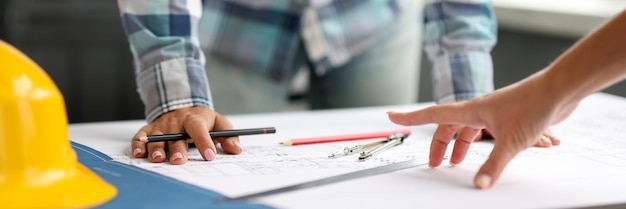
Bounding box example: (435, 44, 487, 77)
(422, 0, 497, 104)
(117, 0, 213, 122)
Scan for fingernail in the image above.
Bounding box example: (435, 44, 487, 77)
(133, 148, 142, 157)
(152, 151, 163, 160)
(539, 135, 552, 147)
(232, 140, 241, 148)
(171, 152, 183, 161)
(475, 174, 492, 189)
(450, 162, 457, 166)
(204, 149, 216, 161)
(551, 136, 561, 145)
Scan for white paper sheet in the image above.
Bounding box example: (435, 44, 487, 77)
(70, 105, 435, 198)
(69, 93, 626, 209)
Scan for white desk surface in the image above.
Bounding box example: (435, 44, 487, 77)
(70, 93, 626, 209)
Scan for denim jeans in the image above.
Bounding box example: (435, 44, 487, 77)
(204, 1, 422, 114)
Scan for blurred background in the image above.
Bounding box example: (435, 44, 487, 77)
(1, 0, 625, 123)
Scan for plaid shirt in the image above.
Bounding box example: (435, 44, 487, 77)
(118, 0, 497, 122)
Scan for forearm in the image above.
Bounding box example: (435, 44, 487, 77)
(545, 10, 626, 104)
(117, 0, 213, 122)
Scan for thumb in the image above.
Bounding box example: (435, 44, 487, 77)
(474, 133, 528, 189)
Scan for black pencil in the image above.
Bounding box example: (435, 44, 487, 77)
(133, 127, 276, 143)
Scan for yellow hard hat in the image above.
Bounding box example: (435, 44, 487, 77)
(0, 40, 116, 208)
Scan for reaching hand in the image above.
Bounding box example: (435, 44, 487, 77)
(387, 75, 577, 189)
(130, 106, 242, 165)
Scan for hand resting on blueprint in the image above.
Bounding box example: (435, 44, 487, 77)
(130, 106, 242, 165)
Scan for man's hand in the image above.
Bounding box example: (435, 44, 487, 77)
(131, 106, 242, 165)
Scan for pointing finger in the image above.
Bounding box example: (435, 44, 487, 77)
(387, 102, 481, 127)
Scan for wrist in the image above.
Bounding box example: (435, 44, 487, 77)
(541, 64, 586, 108)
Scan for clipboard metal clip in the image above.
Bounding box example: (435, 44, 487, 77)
(328, 133, 408, 161)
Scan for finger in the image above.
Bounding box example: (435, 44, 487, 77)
(533, 129, 561, 147)
(167, 140, 188, 165)
(155, 117, 188, 164)
(472, 130, 484, 142)
(474, 133, 528, 189)
(450, 127, 481, 166)
(183, 116, 217, 161)
(546, 134, 561, 146)
(543, 129, 561, 146)
(147, 141, 167, 163)
(144, 128, 167, 163)
(131, 128, 149, 158)
(534, 134, 553, 147)
(474, 129, 494, 142)
(429, 125, 459, 168)
(211, 114, 242, 155)
(387, 103, 480, 127)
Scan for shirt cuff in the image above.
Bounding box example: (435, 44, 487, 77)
(135, 57, 214, 122)
(430, 51, 494, 104)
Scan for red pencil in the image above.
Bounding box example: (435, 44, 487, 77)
(279, 129, 411, 146)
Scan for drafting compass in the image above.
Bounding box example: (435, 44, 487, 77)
(328, 133, 408, 161)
